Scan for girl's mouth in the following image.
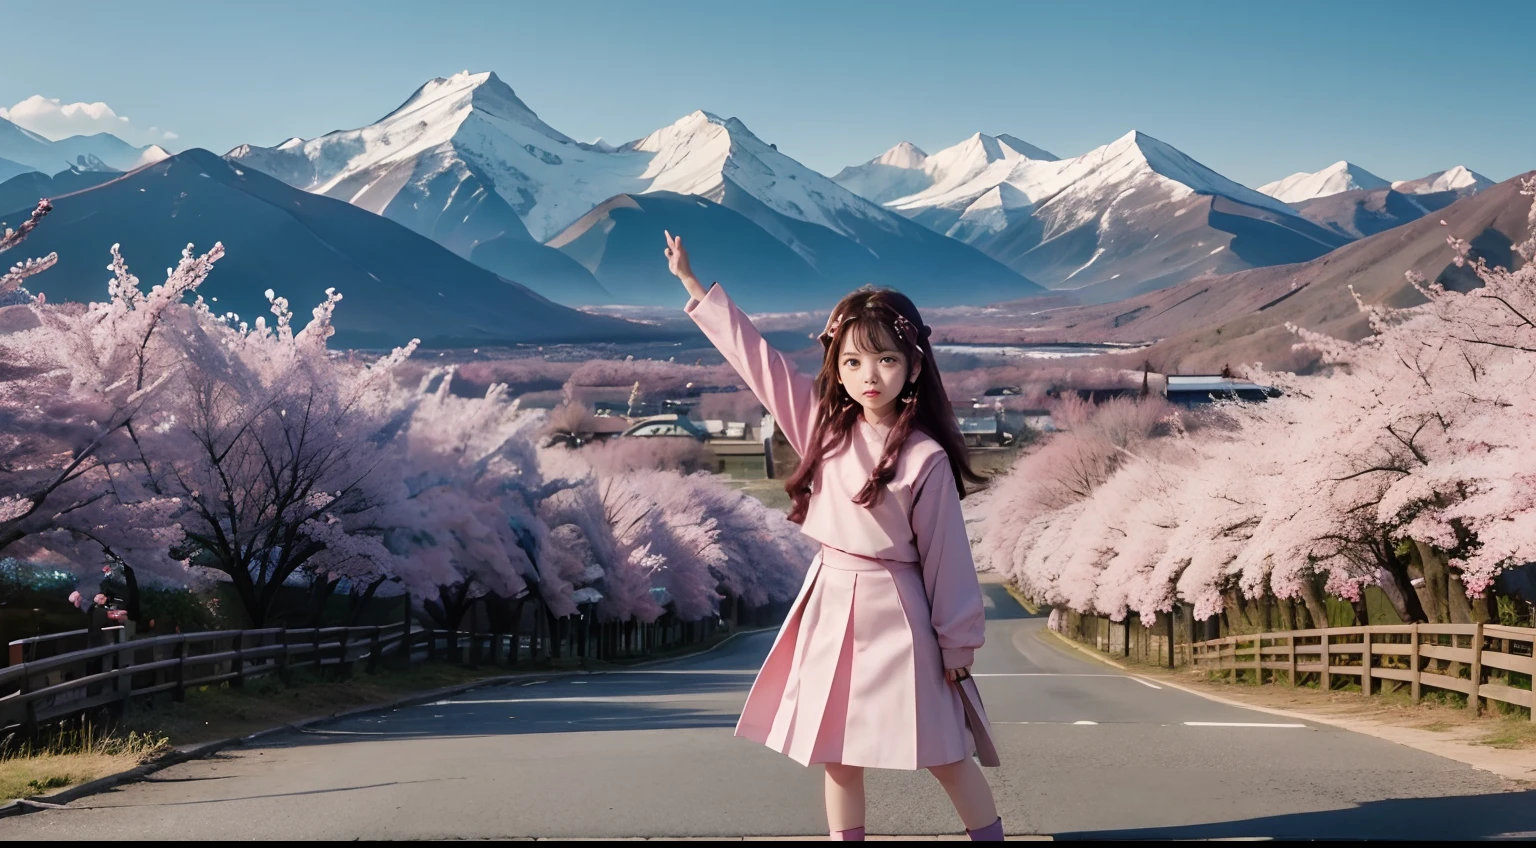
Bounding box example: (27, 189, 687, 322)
(862, 390, 881, 397)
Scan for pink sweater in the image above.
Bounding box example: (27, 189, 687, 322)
(686, 282, 986, 668)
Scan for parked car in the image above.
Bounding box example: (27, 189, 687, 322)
(620, 414, 711, 440)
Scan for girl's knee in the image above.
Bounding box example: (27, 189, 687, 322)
(926, 758, 970, 782)
(825, 763, 865, 783)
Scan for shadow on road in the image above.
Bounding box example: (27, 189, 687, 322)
(243, 661, 767, 751)
(1054, 790, 1536, 840)
(981, 581, 1040, 621)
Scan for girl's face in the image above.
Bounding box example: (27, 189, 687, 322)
(838, 335, 920, 419)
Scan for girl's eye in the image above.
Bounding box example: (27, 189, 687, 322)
(881, 356, 898, 365)
(843, 358, 859, 368)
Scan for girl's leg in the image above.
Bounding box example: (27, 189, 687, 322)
(823, 762, 866, 837)
(927, 757, 999, 831)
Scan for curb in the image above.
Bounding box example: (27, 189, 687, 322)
(0, 626, 771, 818)
(1043, 628, 1130, 671)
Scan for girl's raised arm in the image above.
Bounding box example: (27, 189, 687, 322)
(666, 231, 818, 456)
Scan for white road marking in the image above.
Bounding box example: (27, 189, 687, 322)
(1183, 721, 1307, 728)
(1073, 720, 1098, 725)
(590, 670, 759, 676)
(975, 672, 1164, 690)
(974, 673, 1124, 677)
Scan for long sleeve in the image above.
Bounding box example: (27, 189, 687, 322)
(685, 282, 819, 456)
(911, 454, 986, 669)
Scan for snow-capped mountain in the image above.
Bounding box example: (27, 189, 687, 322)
(0, 117, 169, 174)
(839, 129, 1345, 300)
(227, 71, 1041, 309)
(1284, 164, 1494, 241)
(1392, 165, 1493, 196)
(1257, 161, 1390, 203)
(832, 133, 1058, 206)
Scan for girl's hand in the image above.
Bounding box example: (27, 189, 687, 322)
(946, 666, 972, 682)
(664, 230, 707, 301)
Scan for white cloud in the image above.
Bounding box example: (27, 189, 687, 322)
(0, 95, 177, 146)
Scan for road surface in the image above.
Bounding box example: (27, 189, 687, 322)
(2, 580, 1531, 839)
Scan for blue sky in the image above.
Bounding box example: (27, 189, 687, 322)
(5, 0, 1532, 187)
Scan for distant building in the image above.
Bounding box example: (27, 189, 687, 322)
(1163, 374, 1281, 407)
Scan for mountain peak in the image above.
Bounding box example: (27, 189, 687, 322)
(875, 141, 927, 168)
(383, 70, 572, 144)
(1391, 164, 1494, 195)
(1258, 160, 1389, 202)
(995, 134, 1058, 161)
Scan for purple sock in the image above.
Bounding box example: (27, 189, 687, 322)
(967, 816, 1004, 841)
(831, 825, 866, 841)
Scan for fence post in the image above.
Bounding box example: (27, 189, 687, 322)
(277, 628, 290, 684)
(1410, 623, 1421, 704)
(1254, 630, 1264, 685)
(1287, 633, 1297, 686)
(1321, 632, 1331, 691)
(367, 626, 382, 674)
(339, 629, 353, 679)
(1469, 622, 1484, 715)
(1166, 611, 1175, 668)
(171, 637, 187, 703)
(1360, 629, 1371, 697)
(232, 631, 245, 689)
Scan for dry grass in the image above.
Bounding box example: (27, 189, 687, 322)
(1, 724, 168, 802)
(1478, 722, 1536, 750)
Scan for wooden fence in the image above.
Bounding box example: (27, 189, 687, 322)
(1191, 623, 1535, 718)
(0, 613, 727, 740)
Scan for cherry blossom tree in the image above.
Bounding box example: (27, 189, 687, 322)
(0, 227, 209, 612)
(979, 179, 1536, 629)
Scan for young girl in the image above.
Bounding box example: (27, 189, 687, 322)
(664, 232, 1004, 841)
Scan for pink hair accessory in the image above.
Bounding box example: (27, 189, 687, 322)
(816, 311, 845, 345)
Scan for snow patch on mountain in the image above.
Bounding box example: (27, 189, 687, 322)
(1258, 160, 1389, 203)
(228, 71, 906, 248)
(833, 132, 1057, 206)
(890, 129, 1297, 233)
(1392, 165, 1493, 195)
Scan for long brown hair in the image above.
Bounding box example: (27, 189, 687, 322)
(784, 285, 986, 524)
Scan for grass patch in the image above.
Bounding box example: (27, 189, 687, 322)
(1413, 720, 1457, 732)
(1477, 721, 1536, 750)
(1, 722, 169, 802)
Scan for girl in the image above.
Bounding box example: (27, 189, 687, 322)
(664, 232, 1004, 841)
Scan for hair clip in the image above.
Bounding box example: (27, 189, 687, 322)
(816, 312, 845, 345)
(892, 314, 929, 345)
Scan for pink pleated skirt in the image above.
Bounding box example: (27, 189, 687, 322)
(734, 546, 988, 770)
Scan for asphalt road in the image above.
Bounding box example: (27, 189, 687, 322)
(3, 581, 1532, 840)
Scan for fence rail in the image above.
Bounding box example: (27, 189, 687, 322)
(1189, 622, 1535, 719)
(0, 613, 729, 740)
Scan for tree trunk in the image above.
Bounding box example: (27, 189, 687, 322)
(306, 576, 342, 628)
(1297, 575, 1330, 630)
(508, 597, 527, 665)
(1373, 564, 1424, 624)
(1410, 540, 1453, 623)
(1448, 574, 1494, 625)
